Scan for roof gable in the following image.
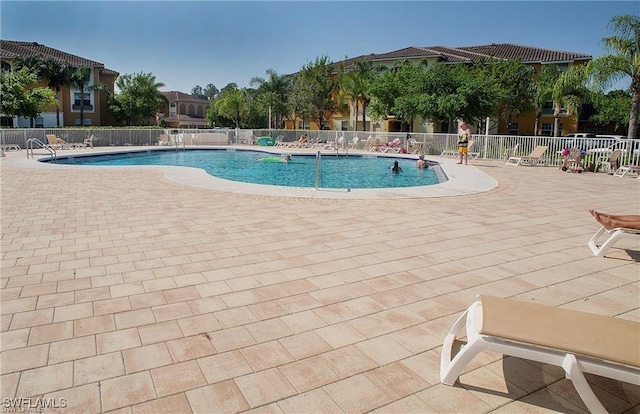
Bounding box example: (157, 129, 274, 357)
(338, 43, 591, 68)
(0, 39, 119, 74)
(161, 91, 210, 104)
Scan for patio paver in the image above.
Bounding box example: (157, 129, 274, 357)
(1, 148, 639, 413)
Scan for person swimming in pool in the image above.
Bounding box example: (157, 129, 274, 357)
(391, 160, 403, 173)
(416, 155, 428, 169)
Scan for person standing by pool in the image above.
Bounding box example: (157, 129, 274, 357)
(416, 155, 428, 169)
(391, 160, 403, 173)
(457, 122, 472, 165)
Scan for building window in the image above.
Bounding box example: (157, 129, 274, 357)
(508, 123, 519, 135)
(341, 121, 348, 131)
(72, 93, 92, 110)
(35, 116, 44, 128)
(541, 123, 553, 136)
(169, 102, 176, 117)
(298, 120, 309, 130)
(1, 61, 11, 71)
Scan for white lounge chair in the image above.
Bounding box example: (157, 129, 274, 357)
(467, 141, 480, 159)
(587, 226, 640, 257)
(594, 149, 621, 173)
(506, 145, 548, 166)
(559, 147, 583, 170)
(502, 143, 519, 161)
(83, 135, 95, 148)
(441, 295, 640, 414)
(613, 164, 640, 178)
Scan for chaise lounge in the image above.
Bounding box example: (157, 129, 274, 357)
(440, 295, 640, 413)
(587, 226, 640, 257)
(506, 145, 549, 166)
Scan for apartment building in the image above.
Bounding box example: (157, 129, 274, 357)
(0, 40, 118, 127)
(288, 43, 592, 135)
(158, 91, 210, 129)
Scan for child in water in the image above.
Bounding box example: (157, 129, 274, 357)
(391, 160, 403, 173)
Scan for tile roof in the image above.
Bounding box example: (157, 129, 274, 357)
(338, 43, 592, 68)
(161, 91, 210, 104)
(0, 39, 119, 74)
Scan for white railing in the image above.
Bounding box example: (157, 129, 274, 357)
(3, 128, 639, 167)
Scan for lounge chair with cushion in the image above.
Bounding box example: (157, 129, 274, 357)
(506, 145, 549, 166)
(373, 137, 402, 153)
(46, 134, 70, 149)
(440, 295, 640, 414)
(587, 226, 640, 257)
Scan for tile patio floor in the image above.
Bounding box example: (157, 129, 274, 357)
(1, 147, 639, 413)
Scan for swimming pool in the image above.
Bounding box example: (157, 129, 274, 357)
(53, 149, 445, 189)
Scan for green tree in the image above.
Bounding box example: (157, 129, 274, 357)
(215, 86, 251, 128)
(338, 59, 378, 131)
(0, 66, 56, 127)
(41, 58, 71, 127)
(290, 56, 340, 130)
(590, 89, 632, 130)
(587, 14, 640, 139)
(69, 67, 93, 127)
(368, 66, 402, 124)
(192, 83, 218, 100)
(287, 75, 314, 129)
(532, 65, 562, 135)
(552, 64, 591, 136)
(485, 59, 535, 131)
(250, 69, 290, 128)
(107, 72, 167, 125)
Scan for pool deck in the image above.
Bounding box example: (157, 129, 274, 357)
(1, 146, 639, 413)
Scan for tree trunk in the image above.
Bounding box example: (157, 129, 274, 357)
(362, 101, 367, 131)
(553, 101, 562, 137)
(354, 101, 359, 132)
(629, 89, 639, 139)
(55, 87, 61, 127)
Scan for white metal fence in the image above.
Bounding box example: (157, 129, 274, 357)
(2, 128, 639, 167)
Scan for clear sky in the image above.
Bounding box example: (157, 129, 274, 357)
(2, 1, 638, 93)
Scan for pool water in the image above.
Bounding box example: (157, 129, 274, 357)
(55, 149, 443, 189)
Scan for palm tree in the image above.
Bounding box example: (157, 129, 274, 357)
(588, 14, 640, 139)
(552, 65, 591, 137)
(338, 68, 360, 131)
(69, 66, 92, 127)
(41, 59, 71, 127)
(532, 65, 561, 135)
(250, 69, 290, 128)
(343, 59, 377, 131)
